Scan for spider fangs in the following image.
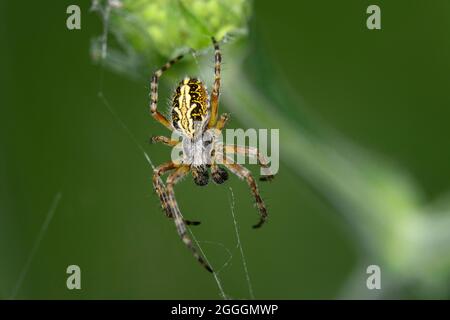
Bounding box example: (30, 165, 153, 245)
(149, 38, 275, 272)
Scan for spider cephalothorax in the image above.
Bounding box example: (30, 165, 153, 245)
(149, 38, 275, 272)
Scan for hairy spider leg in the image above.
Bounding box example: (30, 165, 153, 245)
(150, 54, 184, 131)
(207, 37, 222, 128)
(166, 165, 212, 272)
(222, 145, 275, 181)
(215, 113, 229, 131)
(152, 162, 199, 226)
(220, 156, 268, 228)
(150, 135, 180, 147)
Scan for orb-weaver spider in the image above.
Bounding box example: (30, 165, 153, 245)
(150, 38, 274, 272)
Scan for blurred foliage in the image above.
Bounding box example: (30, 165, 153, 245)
(90, 0, 250, 78)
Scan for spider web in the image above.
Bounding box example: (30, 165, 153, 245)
(10, 192, 62, 299)
(228, 187, 255, 299)
(92, 0, 255, 300)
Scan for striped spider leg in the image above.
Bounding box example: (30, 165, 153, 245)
(215, 151, 272, 229)
(152, 162, 211, 272)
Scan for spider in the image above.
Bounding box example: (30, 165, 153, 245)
(149, 38, 275, 272)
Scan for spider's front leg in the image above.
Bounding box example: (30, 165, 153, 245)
(223, 145, 275, 181)
(150, 54, 184, 130)
(171, 207, 212, 273)
(166, 165, 212, 272)
(150, 135, 180, 147)
(215, 113, 229, 132)
(166, 165, 201, 226)
(152, 162, 177, 218)
(207, 37, 222, 128)
(221, 156, 269, 229)
(152, 162, 199, 226)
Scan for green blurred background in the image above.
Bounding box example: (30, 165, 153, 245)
(1, 0, 449, 299)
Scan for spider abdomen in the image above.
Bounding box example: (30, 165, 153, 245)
(171, 77, 209, 138)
